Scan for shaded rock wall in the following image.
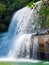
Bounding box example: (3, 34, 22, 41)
(31, 34, 49, 60)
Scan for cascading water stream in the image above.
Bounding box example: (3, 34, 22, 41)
(33, 36, 38, 59)
(0, 1, 43, 60)
(8, 34, 32, 58)
(8, 1, 42, 59)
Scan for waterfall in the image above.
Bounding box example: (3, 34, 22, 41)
(8, 1, 42, 59)
(8, 34, 31, 58)
(0, 1, 42, 60)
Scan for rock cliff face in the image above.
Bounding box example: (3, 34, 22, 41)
(38, 35, 49, 53)
(31, 34, 49, 60)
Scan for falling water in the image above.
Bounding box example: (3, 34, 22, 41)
(8, 1, 42, 59)
(0, 1, 43, 60)
(33, 36, 38, 59)
(8, 34, 32, 58)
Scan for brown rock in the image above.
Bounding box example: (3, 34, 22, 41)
(38, 36, 45, 53)
(38, 36, 44, 45)
(46, 39, 49, 44)
(38, 45, 45, 53)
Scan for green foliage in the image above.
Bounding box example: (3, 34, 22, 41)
(0, 4, 6, 13)
(0, 0, 40, 32)
(39, 0, 49, 29)
(26, 0, 40, 7)
(26, 0, 34, 7)
(45, 15, 49, 27)
(0, 0, 31, 32)
(26, 1, 34, 7)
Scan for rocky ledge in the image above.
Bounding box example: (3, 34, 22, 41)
(31, 31, 49, 60)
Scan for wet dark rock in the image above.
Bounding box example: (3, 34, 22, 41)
(37, 52, 46, 60)
(31, 34, 49, 60)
